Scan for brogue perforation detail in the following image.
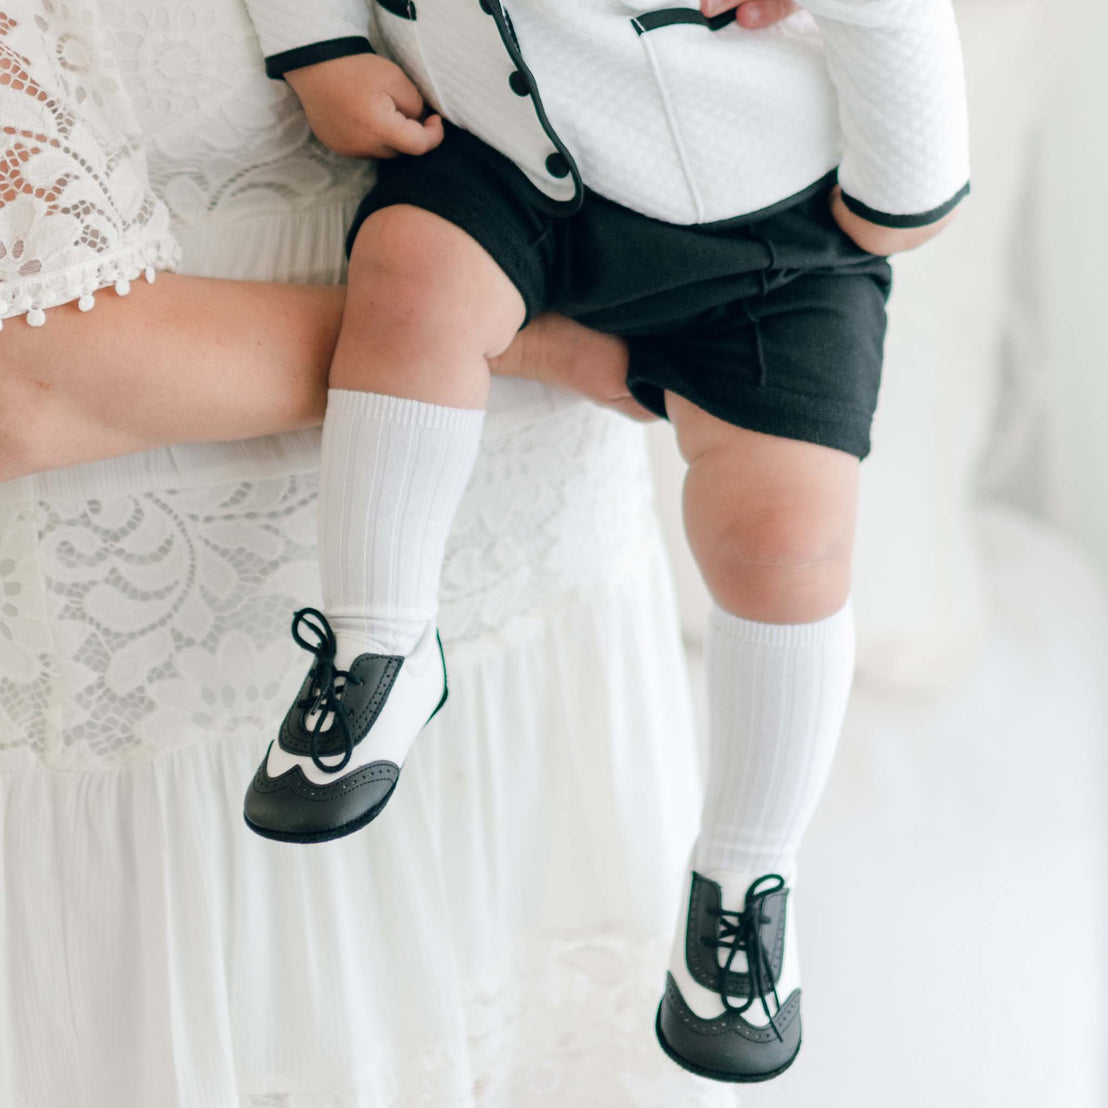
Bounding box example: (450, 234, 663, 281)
(662, 972, 801, 1042)
(252, 757, 400, 801)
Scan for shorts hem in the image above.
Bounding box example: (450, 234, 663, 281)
(629, 373, 873, 459)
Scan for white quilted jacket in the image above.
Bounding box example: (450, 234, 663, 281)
(244, 0, 971, 227)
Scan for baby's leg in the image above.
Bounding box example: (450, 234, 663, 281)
(320, 205, 526, 665)
(332, 204, 525, 407)
(242, 205, 527, 843)
(667, 390, 858, 883)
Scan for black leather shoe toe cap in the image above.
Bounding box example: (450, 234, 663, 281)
(655, 972, 801, 1083)
(243, 745, 400, 844)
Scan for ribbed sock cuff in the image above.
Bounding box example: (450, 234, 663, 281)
(327, 388, 486, 433)
(708, 594, 854, 647)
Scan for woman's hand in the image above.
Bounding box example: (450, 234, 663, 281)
(828, 185, 957, 256)
(490, 314, 657, 423)
(285, 53, 444, 159)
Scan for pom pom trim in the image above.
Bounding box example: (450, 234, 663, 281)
(0, 235, 180, 330)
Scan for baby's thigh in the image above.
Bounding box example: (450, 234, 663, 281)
(345, 203, 527, 359)
(667, 393, 859, 620)
(670, 393, 859, 550)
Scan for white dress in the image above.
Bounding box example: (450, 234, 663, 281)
(0, 1, 738, 1104)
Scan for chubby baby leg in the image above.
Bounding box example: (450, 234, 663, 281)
(244, 205, 530, 843)
(657, 391, 858, 1075)
(332, 203, 527, 408)
(666, 390, 857, 878)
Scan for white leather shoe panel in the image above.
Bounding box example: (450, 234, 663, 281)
(265, 621, 445, 787)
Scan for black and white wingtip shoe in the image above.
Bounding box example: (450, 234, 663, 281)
(655, 869, 802, 1083)
(243, 608, 447, 845)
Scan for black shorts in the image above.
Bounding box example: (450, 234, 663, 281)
(348, 123, 893, 459)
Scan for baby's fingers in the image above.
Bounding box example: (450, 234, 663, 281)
(395, 111, 445, 156)
(363, 90, 440, 154)
(734, 0, 798, 28)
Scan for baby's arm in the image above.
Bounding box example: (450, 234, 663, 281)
(800, 0, 971, 254)
(242, 0, 442, 158)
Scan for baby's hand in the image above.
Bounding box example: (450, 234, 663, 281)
(284, 53, 444, 159)
(701, 0, 799, 29)
(829, 185, 957, 256)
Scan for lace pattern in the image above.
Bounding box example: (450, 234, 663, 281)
(0, 407, 661, 772)
(0, 502, 56, 763)
(0, 0, 179, 324)
(99, 0, 376, 230)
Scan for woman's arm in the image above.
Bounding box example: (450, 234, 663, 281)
(0, 274, 652, 482)
(0, 275, 343, 481)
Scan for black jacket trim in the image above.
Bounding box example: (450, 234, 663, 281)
(692, 170, 837, 230)
(377, 0, 417, 19)
(632, 7, 735, 34)
(484, 2, 583, 216)
(839, 180, 970, 229)
(264, 36, 376, 81)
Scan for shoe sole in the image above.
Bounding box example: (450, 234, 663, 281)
(653, 1001, 801, 1084)
(243, 648, 449, 846)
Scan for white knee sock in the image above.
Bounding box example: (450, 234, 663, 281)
(693, 596, 856, 884)
(317, 388, 484, 665)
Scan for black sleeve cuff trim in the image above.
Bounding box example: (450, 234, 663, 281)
(839, 181, 971, 229)
(264, 36, 375, 80)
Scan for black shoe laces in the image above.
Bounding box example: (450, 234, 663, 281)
(701, 873, 787, 1041)
(290, 608, 364, 775)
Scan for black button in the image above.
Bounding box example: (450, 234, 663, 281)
(545, 152, 570, 179)
(508, 70, 530, 96)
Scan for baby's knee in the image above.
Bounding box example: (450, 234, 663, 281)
(692, 504, 853, 622)
(349, 207, 457, 310)
(350, 205, 453, 277)
(347, 205, 522, 351)
(723, 505, 848, 569)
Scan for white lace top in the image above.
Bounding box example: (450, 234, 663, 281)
(0, 0, 376, 322)
(0, 1, 179, 324)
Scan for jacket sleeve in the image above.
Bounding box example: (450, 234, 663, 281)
(242, 0, 376, 80)
(800, 0, 971, 227)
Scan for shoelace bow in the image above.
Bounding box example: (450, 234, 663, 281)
(290, 608, 364, 774)
(702, 873, 787, 1042)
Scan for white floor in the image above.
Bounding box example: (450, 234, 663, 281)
(678, 505, 1108, 1107)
